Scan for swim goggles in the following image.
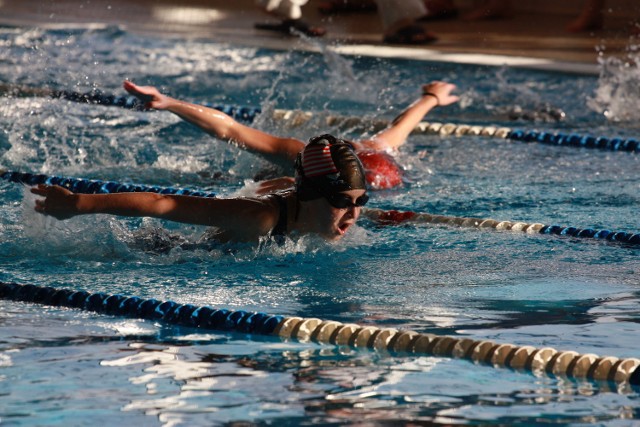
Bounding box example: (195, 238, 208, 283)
(306, 178, 369, 209)
(323, 191, 369, 209)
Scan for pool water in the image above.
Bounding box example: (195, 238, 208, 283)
(1, 26, 640, 425)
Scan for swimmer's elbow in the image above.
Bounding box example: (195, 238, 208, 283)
(273, 138, 304, 160)
(143, 194, 180, 218)
(207, 117, 245, 143)
(359, 138, 392, 151)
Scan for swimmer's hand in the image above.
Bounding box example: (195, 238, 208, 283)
(31, 184, 79, 220)
(421, 81, 459, 107)
(123, 80, 172, 110)
(255, 177, 295, 195)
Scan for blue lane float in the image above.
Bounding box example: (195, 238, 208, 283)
(1, 281, 639, 386)
(0, 170, 217, 198)
(507, 129, 640, 153)
(49, 88, 263, 124)
(0, 281, 282, 335)
(3, 169, 639, 247)
(2, 84, 262, 124)
(416, 122, 640, 154)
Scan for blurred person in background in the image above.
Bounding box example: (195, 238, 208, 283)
(255, 0, 326, 36)
(567, 0, 639, 34)
(255, 0, 437, 44)
(420, 0, 511, 21)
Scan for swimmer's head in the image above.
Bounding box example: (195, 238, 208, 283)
(356, 150, 403, 190)
(295, 134, 367, 204)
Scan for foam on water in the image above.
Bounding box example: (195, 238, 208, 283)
(589, 46, 640, 123)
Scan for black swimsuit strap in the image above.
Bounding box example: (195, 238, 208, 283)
(269, 193, 289, 237)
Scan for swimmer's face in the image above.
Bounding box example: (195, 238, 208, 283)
(306, 189, 367, 241)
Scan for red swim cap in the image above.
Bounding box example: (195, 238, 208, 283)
(356, 150, 403, 190)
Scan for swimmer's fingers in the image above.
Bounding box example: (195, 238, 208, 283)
(422, 81, 459, 107)
(30, 184, 70, 196)
(30, 185, 76, 219)
(30, 184, 49, 197)
(123, 80, 147, 97)
(34, 198, 46, 214)
(31, 185, 50, 216)
(422, 81, 455, 90)
(439, 82, 459, 106)
(422, 81, 457, 95)
(123, 80, 170, 110)
(123, 80, 157, 109)
(440, 93, 460, 107)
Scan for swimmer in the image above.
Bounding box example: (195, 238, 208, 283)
(122, 80, 459, 191)
(31, 134, 367, 244)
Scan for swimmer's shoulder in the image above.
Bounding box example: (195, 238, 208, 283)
(261, 190, 296, 236)
(239, 190, 293, 236)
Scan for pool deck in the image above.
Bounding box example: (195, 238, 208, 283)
(0, 0, 637, 74)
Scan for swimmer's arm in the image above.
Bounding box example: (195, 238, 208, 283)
(31, 185, 277, 241)
(166, 100, 303, 162)
(123, 81, 303, 165)
(255, 177, 295, 195)
(358, 81, 459, 151)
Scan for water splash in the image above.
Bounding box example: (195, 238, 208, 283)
(588, 44, 640, 124)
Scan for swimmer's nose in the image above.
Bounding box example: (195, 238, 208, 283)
(347, 205, 360, 219)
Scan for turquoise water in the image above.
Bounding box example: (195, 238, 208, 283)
(1, 26, 640, 425)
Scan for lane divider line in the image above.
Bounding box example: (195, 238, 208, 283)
(363, 208, 640, 246)
(1, 281, 638, 386)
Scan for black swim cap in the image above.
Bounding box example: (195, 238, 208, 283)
(295, 134, 366, 202)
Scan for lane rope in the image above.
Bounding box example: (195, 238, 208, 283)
(363, 208, 640, 246)
(1, 281, 638, 386)
(3, 169, 638, 247)
(1, 84, 261, 124)
(4, 85, 639, 153)
(0, 170, 216, 198)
